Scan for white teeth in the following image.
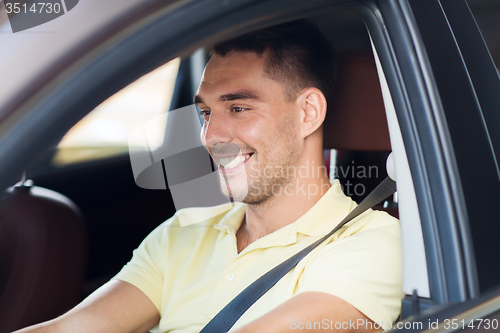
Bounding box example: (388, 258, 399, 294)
(220, 154, 251, 169)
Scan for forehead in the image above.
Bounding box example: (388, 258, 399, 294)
(197, 52, 278, 101)
(204, 52, 266, 82)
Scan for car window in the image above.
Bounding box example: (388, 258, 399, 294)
(51, 57, 180, 167)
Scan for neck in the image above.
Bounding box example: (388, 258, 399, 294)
(236, 156, 331, 253)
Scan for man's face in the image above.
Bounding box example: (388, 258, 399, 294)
(195, 51, 302, 204)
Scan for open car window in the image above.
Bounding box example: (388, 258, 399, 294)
(52, 58, 180, 166)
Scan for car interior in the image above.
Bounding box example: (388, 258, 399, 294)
(3, 1, 498, 331)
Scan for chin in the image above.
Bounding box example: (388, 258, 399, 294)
(219, 176, 249, 202)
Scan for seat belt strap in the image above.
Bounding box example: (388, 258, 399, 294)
(200, 177, 397, 333)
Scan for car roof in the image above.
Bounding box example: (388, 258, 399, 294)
(0, 0, 183, 120)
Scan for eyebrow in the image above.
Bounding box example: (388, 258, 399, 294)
(193, 95, 203, 104)
(219, 90, 260, 102)
(193, 90, 261, 104)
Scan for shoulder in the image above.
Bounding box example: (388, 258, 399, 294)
(298, 210, 403, 323)
(336, 208, 400, 243)
(307, 209, 401, 272)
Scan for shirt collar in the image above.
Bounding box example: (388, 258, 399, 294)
(295, 179, 355, 236)
(212, 179, 355, 240)
(212, 202, 246, 236)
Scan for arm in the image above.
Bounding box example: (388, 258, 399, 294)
(230, 291, 380, 333)
(13, 280, 160, 333)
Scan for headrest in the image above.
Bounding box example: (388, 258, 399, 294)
(323, 50, 391, 151)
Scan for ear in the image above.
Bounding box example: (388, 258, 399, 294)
(297, 87, 327, 139)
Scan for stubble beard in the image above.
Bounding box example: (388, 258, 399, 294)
(220, 112, 301, 205)
(244, 154, 300, 206)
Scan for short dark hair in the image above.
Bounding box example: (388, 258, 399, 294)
(210, 20, 336, 102)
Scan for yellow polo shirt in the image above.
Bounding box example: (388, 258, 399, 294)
(114, 180, 403, 332)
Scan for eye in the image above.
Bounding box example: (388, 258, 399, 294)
(198, 109, 211, 120)
(232, 107, 246, 113)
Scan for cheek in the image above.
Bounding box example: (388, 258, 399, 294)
(236, 117, 266, 147)
(246, 121, 264, 139)
(279, 112, 300, 140)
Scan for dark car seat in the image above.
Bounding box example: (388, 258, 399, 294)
(0, 181, 86, 333)
(323, 50, 397, 217)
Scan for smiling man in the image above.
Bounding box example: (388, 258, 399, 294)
(15, 20, 403, 333)
(194, 47, 334, 250)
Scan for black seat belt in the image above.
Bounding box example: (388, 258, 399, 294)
(200, 177, 397, 333)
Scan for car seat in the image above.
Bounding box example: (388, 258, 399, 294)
(323, 50, 398, 217)
(0, 180, 86, 333)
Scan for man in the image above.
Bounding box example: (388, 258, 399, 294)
(15, 20, 402, 333)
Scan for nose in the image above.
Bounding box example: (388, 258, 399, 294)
(201, 111, 233, 147)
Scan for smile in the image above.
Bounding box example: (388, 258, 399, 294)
(218, 153, 253, 173)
